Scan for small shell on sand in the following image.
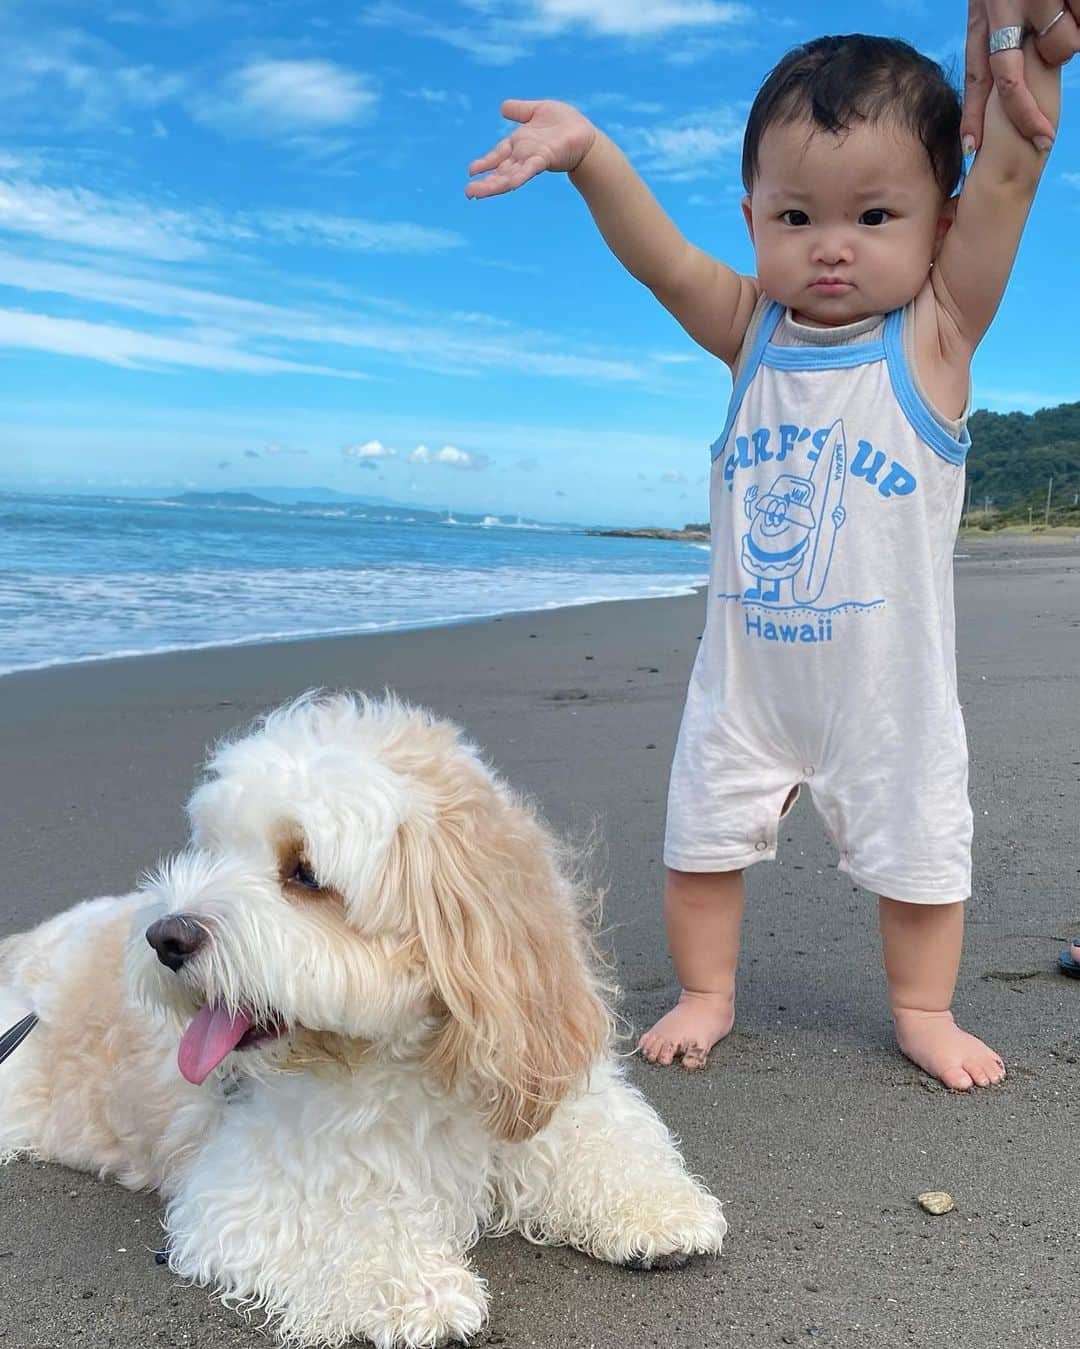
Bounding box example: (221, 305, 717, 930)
(916, 1191, 955, 1215)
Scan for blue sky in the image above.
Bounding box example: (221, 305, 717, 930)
(1, 0, 1077, 526)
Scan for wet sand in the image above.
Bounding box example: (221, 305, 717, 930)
(1, 532, 1078, 1348)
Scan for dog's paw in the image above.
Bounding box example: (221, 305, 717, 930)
(621, 1249, 693, 1271)
(587, 1182, 727, 1267)
(364, 1264, 488, 1349)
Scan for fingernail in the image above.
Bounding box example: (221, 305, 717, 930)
(1034, 136, 1054, 152)
(962, 135, 976, 157)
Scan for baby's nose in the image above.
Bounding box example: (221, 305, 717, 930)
(811, 233, 854, 265)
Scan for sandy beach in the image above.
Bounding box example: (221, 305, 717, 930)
(1, 532, 1078, 1349)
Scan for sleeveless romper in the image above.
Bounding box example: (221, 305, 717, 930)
(664, 298, 974, 903)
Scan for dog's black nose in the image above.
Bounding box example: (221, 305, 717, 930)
(146, 915, 207, 972)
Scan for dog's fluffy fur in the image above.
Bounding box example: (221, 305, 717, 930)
(0, 693, 725, 1348)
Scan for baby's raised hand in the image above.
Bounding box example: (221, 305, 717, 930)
(465, 100, 597, 198)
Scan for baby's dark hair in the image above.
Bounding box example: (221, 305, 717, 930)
(742, 34, 963, 199)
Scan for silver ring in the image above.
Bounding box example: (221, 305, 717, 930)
(989, 24, 1026, 53)
(1037, 8, 1068, 37)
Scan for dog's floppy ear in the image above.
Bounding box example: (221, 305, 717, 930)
(383, 765, 609, 1143)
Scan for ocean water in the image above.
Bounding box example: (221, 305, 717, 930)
(0, 493, 709, 677)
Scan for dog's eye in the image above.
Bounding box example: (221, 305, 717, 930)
(289, 860, 321, 891)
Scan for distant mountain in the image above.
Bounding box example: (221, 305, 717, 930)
(1, 482, 590, 528)
(245, 486, 414, 509)
(164, 490, 444, 523)
(169, 491, 278, 508)
(178, 485, 586, 525)
(162, 491, 568, 529)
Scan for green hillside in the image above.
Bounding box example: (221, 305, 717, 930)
(966, 402, 1080, 523)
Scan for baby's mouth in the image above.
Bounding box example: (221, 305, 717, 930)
(177, 1003, 287, 1085)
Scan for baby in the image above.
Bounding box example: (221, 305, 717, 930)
(466, 32, 1059, 1089)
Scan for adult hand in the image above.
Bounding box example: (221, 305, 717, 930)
(960, 0, 1080, 150)
(465, 100, 597, 199)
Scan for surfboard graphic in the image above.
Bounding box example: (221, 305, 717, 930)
(792, 418, 847, 606)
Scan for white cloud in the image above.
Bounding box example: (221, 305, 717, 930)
(0, 248, 646, 384)
(362, 0, 749, 64)
(0, 247, 651, 385)
(405, 87, 472, 110)
(0, 25, 184, 131)
(617, 109, 744, 180)
(190, 60, 378, 138)
(257, 210, 462, 254)
(408, 444, 491, 470)
(0, 307, 365, 378)
(660, 469, 688, 483)
(108, 1, 259, 26)
(0, 403, 709, 504)
(0, 29, 371, 154)
(344, 439, 397, 460)
(0, 178, 463, 259)
(0, 178, 219, 260)
(517, 1, 751, 37)
(362, 3, 526, 64)
(1064, 172, 1080, 189)
(652, 350, 700, 365)
(587, 93, 666, 115)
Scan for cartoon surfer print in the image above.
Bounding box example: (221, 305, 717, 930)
(740, 418, 848, 606)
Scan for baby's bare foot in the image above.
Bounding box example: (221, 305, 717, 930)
(638, 990, 734, 1071)
(892, 1008, 1006, 1090)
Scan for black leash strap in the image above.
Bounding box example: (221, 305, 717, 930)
(0, 1013, 38, 1064)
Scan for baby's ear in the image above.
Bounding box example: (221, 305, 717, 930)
(933, 197, 957, 256)
(741, 194, 755, 243)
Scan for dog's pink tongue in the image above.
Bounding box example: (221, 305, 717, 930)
(177, 1005, 253, 1085)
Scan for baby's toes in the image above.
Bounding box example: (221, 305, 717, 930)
(680, 1042, 709, 1071)
(638, 1033, 669, 1064)
(653, 1038, 680, 1066)
(940, 1063, 975, 1091)
(966, 1047, 1006, 1088)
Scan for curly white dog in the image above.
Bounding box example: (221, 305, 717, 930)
(0, 693, 725, 1348)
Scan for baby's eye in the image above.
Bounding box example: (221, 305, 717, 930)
(859, 208, 891, 226)
(780, 210, 810, 227)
